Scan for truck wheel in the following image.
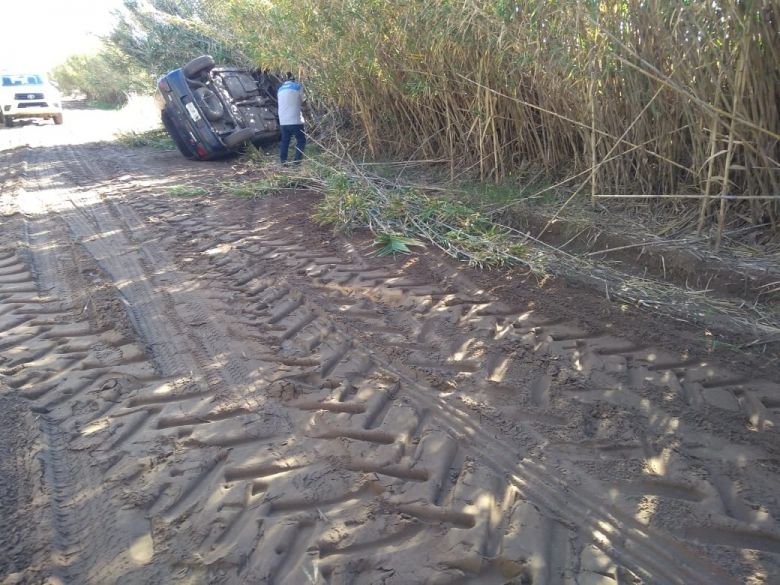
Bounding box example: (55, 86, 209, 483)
(223, 128, 255, 149)
(183, 55, 216, 78)
(4, 117, 13, 128)
(193, 88, 224, 122)
(161, 110, 197, 160)
(53, 113, 63, 125)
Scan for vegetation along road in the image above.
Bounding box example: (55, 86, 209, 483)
(1, 107, 779, 585)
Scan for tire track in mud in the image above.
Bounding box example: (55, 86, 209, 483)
(0, 201, 52, 582)
(3, 145, 612, 584)
(124, 176, 779, 583)
(0, 255, 160, 583)
(118, 193, 768, 583)
(2, 142, 778, 584)
(2, 147, 171, 583)
(332, 251, 780, 581)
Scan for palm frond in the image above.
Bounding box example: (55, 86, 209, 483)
(372, 233, 426, 256)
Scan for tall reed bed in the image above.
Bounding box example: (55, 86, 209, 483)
(204, 0, 779, 237)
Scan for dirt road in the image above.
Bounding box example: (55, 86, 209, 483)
(1, 109, 779, 585)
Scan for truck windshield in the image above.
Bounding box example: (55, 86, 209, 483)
(1, 74, 44, 86)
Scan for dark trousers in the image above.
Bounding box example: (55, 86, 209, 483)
(280, 124, 306, 164)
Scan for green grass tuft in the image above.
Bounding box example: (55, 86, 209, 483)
(167, 184, 208, 198)
(115, 127, 175, 150)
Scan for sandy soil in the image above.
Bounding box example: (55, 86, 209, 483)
(1, 108, 779, 585)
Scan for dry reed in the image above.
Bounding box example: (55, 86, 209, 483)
(201, 0, 779, 239)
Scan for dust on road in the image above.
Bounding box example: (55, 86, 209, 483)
(1, 107, 779, 585)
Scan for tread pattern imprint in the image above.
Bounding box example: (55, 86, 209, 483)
(0, 142, 778, 585)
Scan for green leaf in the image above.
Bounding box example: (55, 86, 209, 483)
(372, 233, 426, 256)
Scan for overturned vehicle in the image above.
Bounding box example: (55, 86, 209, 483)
(157, 55, 282, 160)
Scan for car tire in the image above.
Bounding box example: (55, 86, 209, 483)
(53, 113, 63, 125)
(183, 55, 216, 78)
(4, 117, 13, 128)
(223, 128, 255, 149)
(161, 110, 198, 160)
(193, 88, 224, 122)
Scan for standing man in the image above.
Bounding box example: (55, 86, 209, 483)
(277, 72, 306, 165)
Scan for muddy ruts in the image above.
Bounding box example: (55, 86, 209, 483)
(1, 141, 777, 584)
(125, 176, 778, 583)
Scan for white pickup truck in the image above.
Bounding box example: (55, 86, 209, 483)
(0, 73, 63, 127)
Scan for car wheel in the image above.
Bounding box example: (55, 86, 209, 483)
(4, 117, 13, 128)
(53, 113, 63, 125)
(193, 88, 224, 122)
(161, 110, 198, 160)
(182, 55, 216, 78)
(223, 128, 255, 149)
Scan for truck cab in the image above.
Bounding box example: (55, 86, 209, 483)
(0, 73, 63, 127)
